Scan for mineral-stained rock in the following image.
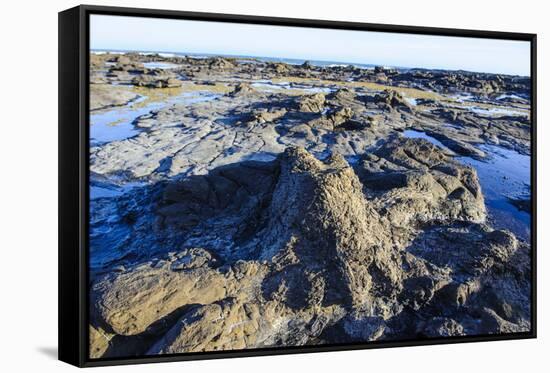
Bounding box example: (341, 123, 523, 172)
(298, 92, 326, 113)
(89, 325, 114, 358)
(93, 247, 269, 336)
(147, 299, 270, 353)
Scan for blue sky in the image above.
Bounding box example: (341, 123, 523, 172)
(90, 15, 530, 76)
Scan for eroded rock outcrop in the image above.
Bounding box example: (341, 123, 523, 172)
(356, 136, 487, 228)
(132, 75, 182, 88)
(374, 89, 414, 112)
(230, 82, 256, 96)
(298, 93, 326, 113)
(88, 51, 532, 358)
(239, 108, 288, 126)
(90, 142, 529, 357)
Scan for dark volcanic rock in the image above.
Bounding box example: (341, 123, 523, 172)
(329, 107, 354, 127)
(239, 108, 288, 126)
(132, 75, 182, 88)
(355, 137, 487, 241)
(374, 89, 414, 112)
(90, 142, 529, 356)
(328, 87, 357, 103)
(88, 52, 531, 357)
(421, 317, 465, 337)
(208, 57, 236, 70)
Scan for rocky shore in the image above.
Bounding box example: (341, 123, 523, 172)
(88, 52, 532, 358)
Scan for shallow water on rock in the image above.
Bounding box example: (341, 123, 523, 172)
(451, 93, 475, 103)
(403, 130, 450, 150)
(90, 180, 145, 200)
(403, 97, 418, 106)
(496, 93, 527, 101)
(250, 80, 332, 94)
(466, 106, 528, 117)
(143, 62, 180, 69)
(90, 91, 220, 146)
(458, 146, 531, 240)
(403, 129, 531, 240)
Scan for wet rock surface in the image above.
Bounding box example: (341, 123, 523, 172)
(90, 84, 141, 111)
(88, 52, 532, 357)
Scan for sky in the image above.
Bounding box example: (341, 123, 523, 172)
(90, 15, 531, 76)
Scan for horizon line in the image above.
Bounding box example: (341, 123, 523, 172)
(90, 48, 530, 77)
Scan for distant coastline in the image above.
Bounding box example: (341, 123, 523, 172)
(90, 49, 530, 77)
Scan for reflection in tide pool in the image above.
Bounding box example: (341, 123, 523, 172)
(459, 146, 531, 240)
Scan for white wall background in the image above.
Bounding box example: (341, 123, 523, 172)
(0, 0, 547, 370)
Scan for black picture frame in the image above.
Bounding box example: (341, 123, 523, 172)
(58, 4, 537, 367)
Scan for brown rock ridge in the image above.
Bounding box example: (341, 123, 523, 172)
(90, 141, 529, 357)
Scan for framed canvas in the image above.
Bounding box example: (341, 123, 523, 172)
(58, 5, 537, 367)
